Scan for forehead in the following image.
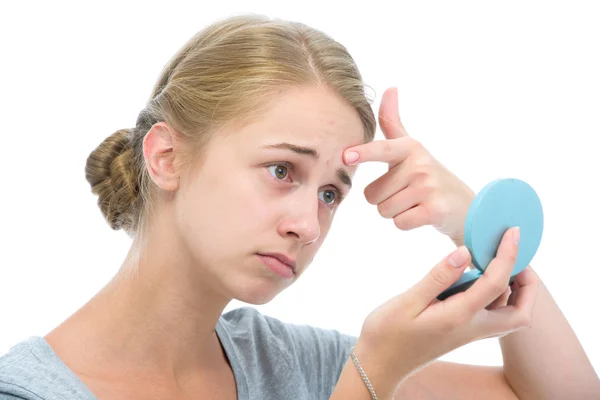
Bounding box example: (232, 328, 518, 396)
(229, 86, 365, 153)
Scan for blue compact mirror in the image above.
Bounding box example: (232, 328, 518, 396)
(437, 178, 544, 301)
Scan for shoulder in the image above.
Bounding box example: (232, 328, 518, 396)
(0, 337, 47, 398)
(0, 337, 95, 399)
(220, 306, 357, 376)
(221, 306, 357, 349)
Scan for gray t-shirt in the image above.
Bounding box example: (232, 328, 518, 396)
(0, 306, 357, 399)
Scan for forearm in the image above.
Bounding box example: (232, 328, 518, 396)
(393, 360, 519, 400)
(450, 235, 600, 398)
(499, 267, 600, 399)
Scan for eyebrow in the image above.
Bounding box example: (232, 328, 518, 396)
(261, 142, 353, 190)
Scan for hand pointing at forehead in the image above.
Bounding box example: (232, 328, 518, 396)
(344, 87, 475, 246)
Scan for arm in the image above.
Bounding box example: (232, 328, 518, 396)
(394, 361, 518, 400)
(499, 266, 600, 399)
(391, 274, 600, 400)
(333, 351, 522, 400)
(455, 229, 599, 399)
(331, 232, 540, 400)
(386, 258, 599, 399)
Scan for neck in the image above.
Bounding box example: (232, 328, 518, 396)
(45, 215, 232, 381)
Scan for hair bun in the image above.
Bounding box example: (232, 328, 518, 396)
(85, 129, 139, 232)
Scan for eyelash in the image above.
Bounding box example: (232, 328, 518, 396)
(266, 162, 345, 206)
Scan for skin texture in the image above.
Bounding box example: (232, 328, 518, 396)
(44, 86, 600, 399)
(44, 85, 364, 398)
(331, 88, 599, 400)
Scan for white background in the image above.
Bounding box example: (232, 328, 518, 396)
(1, 0, 598, 374)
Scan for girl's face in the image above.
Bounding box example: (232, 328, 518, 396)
(174, 86, 366, 304)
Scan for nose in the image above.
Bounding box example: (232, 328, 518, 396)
(277, 189, 321, 245)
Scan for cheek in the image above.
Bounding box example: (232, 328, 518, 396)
(318, 205, 335, 232)
(230, 174, 276, 225)
(301, 214, 332, 255)
(182, 171, 273, 237)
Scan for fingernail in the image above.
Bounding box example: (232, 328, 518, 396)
(448, 246, 469, 268)
(345, 151, 359, 164)
(513, 227, 521, 245)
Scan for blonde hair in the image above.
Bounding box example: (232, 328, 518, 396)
(85, 14, 376, 237)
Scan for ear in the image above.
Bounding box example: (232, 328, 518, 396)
(143, 121, 180, 191)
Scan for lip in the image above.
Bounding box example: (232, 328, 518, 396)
(257, 252, 297, 272)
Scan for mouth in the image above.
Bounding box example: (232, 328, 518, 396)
(256, 252, 297, 278)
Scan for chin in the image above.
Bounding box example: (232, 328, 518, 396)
(236, 293, 276, 305)
(230, 278, 289, 305)
(234, 291, 278, 305)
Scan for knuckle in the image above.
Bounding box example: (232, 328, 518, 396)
(412, 174, 433, 194)
(441, 310, 471, 333)
(504, 251, 518, 265)
(455, 310, 472, 327)
(427, 198, 449, 221)
(464, 301, 480, 318)
(407, 137, 423, 151)
(492, 280, 508, 297)
(429, 268, 451, 288)
(393, 215, 407, 230)
(421, 175, 436, 191)
(481, 274, 508, 297)
(411, 159, 431, 176)
(394, 214, 415, 230)
(377, 201, 391, 218)
(427, 176, 441, 192)
(411, 163, 429, 177)
(382, 141, 394, 156)
(394, 170, 408, 186)
(438, 317, 460, 334)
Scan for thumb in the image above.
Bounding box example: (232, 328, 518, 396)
(378, 87, 409, 139)
(403, 246, 472, 316)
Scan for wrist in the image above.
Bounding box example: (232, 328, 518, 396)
(350, 336, 412, 396)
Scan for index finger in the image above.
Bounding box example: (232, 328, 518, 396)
(343, 136, 413, 166)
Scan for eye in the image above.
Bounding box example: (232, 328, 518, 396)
(319, 188, 342, 206)
(266, 162, 344, 206)
(267, 163, 291, 180)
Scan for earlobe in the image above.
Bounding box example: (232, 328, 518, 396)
(143, 122, 180, 191)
